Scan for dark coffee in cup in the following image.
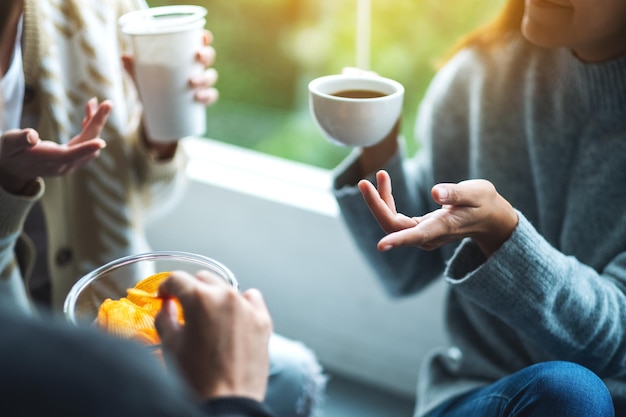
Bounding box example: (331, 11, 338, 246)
(332, 89, 387, 99)
(308, 74, 404, 147)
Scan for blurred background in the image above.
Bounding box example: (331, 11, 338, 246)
(147, 0, 503, 168)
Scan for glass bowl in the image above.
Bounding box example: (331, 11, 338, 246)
(63, 251, 238, 342)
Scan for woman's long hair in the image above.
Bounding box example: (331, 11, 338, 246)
(441, 0, 525, 64)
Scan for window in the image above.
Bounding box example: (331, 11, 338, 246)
(146, 0, 503, 169)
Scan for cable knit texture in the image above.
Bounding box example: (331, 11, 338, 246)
(0, 0, 188, 313)
(333, 38, 626, 416)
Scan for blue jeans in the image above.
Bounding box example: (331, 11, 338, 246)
(425, 361, 614, 417)
(264, 334, 328, 417)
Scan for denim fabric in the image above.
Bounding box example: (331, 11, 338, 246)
(264, 334, 327, 417)
(425, 361, 614, 417)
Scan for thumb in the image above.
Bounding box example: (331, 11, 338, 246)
(24, 129, 40, 145)
(154, 298, 182, 348)
(1, 128, 40, 155)
(431, 184, 452, 205)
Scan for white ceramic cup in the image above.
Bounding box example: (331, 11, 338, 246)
(119, 5, 207, 143)
(308, 74, 404, 147)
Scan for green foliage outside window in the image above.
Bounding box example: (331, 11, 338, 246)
(146, 0, 503, 169)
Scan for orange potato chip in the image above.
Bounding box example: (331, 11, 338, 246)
(95, 271, 183, 346)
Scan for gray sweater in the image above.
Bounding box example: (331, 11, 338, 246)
(333, 38, 626, 416)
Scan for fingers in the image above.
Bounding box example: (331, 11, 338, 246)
(58, 139, 106, 163)
(83, 99, 113, 139)
(154, 297, 183, 344)
(358, 178, 389, 215)
(202, 29, 214, 46)
(431, 180, 494, 207)
(358, 172, 417, 233)
(30, 139, 105, 177)
(376, 170, 396, 211)
(157, 270, 197, 303)
(358, 178, 391, 222)
(70, 99, 113, 145)
(60, 146, 103, 172)
(190, 67, 218, 89)
(376, 180, 483, 252)
(189, 66, 219, 105)
(378, 210, 449, 251)
(357, 170, 394, 214)
(154, 272, 191, 349)
(158, 270, 234, 313)
(194, 269, 230, 287)
(0, 129, 40, 156)
(0, 133, 104, 193)
(242, 288, 272, 326)
(376, 179, 516, 255)
(242, 288, 265, 309)
(191, 31, 218, 106)
(82, 97, 98, 129)
(195, 44, 216, 68)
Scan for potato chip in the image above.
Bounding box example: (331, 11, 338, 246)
(95, 271, 183, 346)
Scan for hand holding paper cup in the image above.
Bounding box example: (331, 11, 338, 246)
(119, 5, 208, 143)
(308, 74, 404, 147)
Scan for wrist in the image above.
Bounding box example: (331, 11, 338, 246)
(141, 133, 178, 160)
(200, 383, 265, 404)
(358, 122, 400, 178)
(475, 205, 519, 258)
(200, 396, 273, 417)
(0, 177, 39, 196)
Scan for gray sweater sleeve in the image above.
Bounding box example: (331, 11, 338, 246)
(446, 212, 626, 378)
(0, 179, 43, 315)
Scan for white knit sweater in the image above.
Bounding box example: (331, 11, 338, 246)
(0, 0, 188, 313)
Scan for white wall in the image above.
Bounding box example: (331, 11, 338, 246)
(146, 138, 448, 397)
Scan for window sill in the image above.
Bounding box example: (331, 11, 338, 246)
(184, 137, 339, 218)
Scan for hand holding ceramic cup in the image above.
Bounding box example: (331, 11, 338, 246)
(119, 5, 208, 143)
(308, 73, 404, 147)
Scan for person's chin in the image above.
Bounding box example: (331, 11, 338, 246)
(521, 17, 566, 49)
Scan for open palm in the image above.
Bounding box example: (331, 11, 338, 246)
(0, 98, 111, 194)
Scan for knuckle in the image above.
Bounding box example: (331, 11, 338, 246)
(257, 312, 273, 332)
(448, 186, 460, 201)
(223, 288, 239, 305)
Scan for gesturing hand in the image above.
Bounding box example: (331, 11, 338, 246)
(0, 98, 111, 195)
(358, 170, 518, 257)
(155, 270, 272, 402)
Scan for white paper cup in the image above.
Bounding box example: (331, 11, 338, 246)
(308, 74, 404, 147)
(119, 5, 208, 142)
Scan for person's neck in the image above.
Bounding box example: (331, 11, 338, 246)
(573, 44, 626, 64)
(0, 1, 24, 76)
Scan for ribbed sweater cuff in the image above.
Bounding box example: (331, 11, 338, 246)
(444, 211, 565, 313)
(0, 178, 44, 235)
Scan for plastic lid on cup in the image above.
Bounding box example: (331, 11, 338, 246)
(119, 5, 207, 35)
